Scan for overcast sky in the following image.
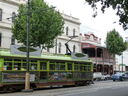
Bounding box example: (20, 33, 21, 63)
(44, 0, 128, 45)
(44, 0, 128, 65)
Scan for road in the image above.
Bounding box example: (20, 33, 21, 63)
(1, 80, 128, 96)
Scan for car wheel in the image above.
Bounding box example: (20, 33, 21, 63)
(120, 77, 124, 81)
(113, 79, 115, 81)
(122, 78, 125, 81)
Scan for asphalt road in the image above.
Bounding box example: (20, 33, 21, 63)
(61, 82, 128, 96)
(1, 80, 128, 96)
(78, 87, 128, 96)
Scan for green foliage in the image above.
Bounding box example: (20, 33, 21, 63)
(106, 29, 127, 55)
(85, 0, 128, 30)
(12, 0, 64, 49)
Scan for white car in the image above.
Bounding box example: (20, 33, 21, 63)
(93, 72, 105, 81)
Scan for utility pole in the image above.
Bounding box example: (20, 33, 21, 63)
(122, 52, 123, 72)
(95, 47, 97, 72)
(102, 48, 104, 74)
(55, 38, 57, 54)
(22, 0, 32, 92)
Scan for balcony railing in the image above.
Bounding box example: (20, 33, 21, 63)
(90, 57, 115, 65)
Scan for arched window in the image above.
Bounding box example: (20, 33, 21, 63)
(73, 45, 76, 53)
(73, 28, 75, 36)
(11, 35, 15, 45)
(58, 42, 61, 53)
(0, 33, 2, 47)
(47, 47, 50, 52)
(12, 12, 16, 22)
(66, 26, 69, 36)
(0, 9, 2, 21)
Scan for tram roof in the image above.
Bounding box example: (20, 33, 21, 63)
(0, 50, 92, 62)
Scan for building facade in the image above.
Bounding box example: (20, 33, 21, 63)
(0, 0, 26, 49)
(80, 32, 115, 75)
(44, 14, 81, 54)
(0, 0, 81, 55)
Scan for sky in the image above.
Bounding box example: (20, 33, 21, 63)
(44, 0, 128, 65)
(44, 0, 128, 45)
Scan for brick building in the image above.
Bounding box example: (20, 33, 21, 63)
(80, 32, 115, 75)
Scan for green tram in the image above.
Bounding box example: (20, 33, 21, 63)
(0, 50, 93, 92)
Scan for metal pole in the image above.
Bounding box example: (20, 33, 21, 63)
(26, 0, 30, 74)
(102, 48, 104, 74)
(95, 47, 97, 72)
(122, 53, 123, 72)
(55, 38, 57, 54)
(22, 0, 32, 92)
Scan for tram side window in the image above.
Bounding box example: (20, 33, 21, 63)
(4, 58, 12, 61)
(40, 62, 47, 70)
(74, 64, 79, 71)
(14, 59, 21, 62)
(50, 64, 55, 70)
(83, 66, 87, 71)
(56, 64, 65, 70)
(80, 65, 83, 71)
(4, 62, 12, 70)
(22, 63, 27, 70)
(30, 63, 37, 70)
(87, 65, 91, 71)
(14, 63, 21, 70)
(59, 64, 65, 70)
(67, 63, 72, 70)
(29, 59, 37, 70)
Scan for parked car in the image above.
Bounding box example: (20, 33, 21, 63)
(93, 72, 105, 81)
(105, 74, 111, 80)
(111, 72, 128, 81)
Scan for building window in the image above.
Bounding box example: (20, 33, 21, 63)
(0, 33, 2, 47)
(73, 28, 75, 36)
(12, 12, 16, 22)
(58, 42, 61, 53)
(47, 47, 50, 52)
(66, 27, 69, 36)
(11, 35, 15, 45)
(0, 9, 2, 21)
(73, 45, 76, 53)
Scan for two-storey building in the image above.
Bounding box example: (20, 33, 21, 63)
(80, 32, 115, 75)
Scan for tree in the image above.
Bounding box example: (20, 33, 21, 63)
(106, 29, 127, 74)
(106, 29, 127, 56)
(85, 0, 128, 30)
(12, 0, 64, 49)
